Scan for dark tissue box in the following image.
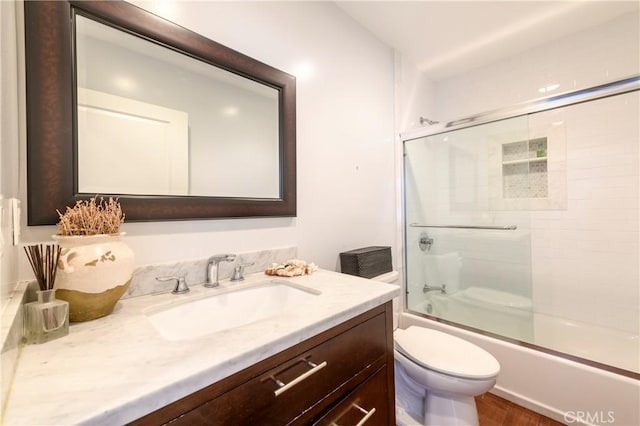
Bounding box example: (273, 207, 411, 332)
(340, 246, 392, 279)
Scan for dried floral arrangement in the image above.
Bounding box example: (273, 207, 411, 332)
(56, 197, 125, 236)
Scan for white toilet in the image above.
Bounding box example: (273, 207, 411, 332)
(394, 326, 500, 425)
(372, 272, 500, 426)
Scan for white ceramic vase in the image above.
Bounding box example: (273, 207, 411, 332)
(53, 233, 134, 322)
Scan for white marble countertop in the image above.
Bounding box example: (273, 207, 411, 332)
(3, 270, 399, 425)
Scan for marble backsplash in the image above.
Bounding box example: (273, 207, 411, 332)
(124, 246, 297, 299)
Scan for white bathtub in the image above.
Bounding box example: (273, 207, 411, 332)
(532, 313, 639, 375)
(421, 287, 534, 341)
(402, 288, 640, 426)
(419, 287, 639, 373)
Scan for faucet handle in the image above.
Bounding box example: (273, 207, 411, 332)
(230, 262, 255, 281)
(156, 276, 190, 294)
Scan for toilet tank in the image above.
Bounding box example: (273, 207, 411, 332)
(371, 270, 399, 284)
(372, 270, 400, 329)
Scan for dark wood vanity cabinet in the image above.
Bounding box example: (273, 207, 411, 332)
(131, 302, 395, 425)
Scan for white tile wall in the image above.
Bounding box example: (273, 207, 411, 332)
(529, 92, 639, 334)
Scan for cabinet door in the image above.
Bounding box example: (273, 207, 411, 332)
(313, 367, 390, 426)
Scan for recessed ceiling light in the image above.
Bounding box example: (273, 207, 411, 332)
(222, 106, 239, 117)
(293, 61, 314, 81)
(113, 76, 135, 91)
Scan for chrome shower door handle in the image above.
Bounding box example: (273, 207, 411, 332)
(419, 232, 433, 251)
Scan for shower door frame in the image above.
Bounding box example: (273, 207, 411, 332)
(400, 75, 638, 142)
(399, 75, 640, 379)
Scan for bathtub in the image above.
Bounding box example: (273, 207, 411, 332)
(402, 288, 640, 426)
(421, 287, 534, 341)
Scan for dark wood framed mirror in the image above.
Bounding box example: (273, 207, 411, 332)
(24, 0, 296, 225)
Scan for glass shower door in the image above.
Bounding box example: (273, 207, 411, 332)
(403, 115, 534, 341)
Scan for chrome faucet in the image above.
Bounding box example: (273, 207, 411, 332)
(423, 283, 446, 294)
(205, 254, 236, 288)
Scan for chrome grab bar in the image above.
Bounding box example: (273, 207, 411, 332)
(270, 358, 327, 396)
(410, 223, 517, 230)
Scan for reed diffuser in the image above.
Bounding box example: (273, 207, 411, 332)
(23, 244, 69, 344)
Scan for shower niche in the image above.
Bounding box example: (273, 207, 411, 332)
(489, 120, 566, 211)
(501, 137, 548, 199)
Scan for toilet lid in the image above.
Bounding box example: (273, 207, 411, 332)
(394, 326, 500, 379)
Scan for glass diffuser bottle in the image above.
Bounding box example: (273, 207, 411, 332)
(23, 244, 69, 344)
(23, 289, 69, 344)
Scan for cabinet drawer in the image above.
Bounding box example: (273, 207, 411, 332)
(171, 312, 388, 425)
(313, 367, 390, 426)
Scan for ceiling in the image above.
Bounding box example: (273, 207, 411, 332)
(336, 1, 640, 81)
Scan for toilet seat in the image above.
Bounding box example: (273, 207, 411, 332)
(394, 326, 500, 379)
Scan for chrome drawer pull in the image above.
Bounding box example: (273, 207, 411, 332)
(272, 359, 327, 396)
(354, 404, 376, 426)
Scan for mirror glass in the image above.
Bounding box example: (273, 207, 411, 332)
(75, 15, 280, 198)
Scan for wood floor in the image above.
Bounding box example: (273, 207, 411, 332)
(476, 393, 565, 426)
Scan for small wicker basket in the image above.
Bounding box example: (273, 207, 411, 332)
(339, 246, 392, 279)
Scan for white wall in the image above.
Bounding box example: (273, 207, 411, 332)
(434, 11, 640, 122)
(394, 54, 437, 131)
(0, 0, 21, 307)
(5, 2, 396, 296)
(397, 10, 640, 129)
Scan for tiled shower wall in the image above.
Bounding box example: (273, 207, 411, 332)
(529, 93, 639, 334)
(424, 11, 639, 334)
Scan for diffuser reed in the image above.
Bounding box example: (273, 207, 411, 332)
(23, 243, 69, 344)
(24, 244, 61, 291)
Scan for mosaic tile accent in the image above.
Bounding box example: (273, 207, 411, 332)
(528, 161, 548, 198)
(502, 140, 529, 162)
(502, 138, 548, 199)
(503, 163, 530, 198)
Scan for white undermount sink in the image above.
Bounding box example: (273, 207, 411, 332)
(145, 280, 321, 341)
